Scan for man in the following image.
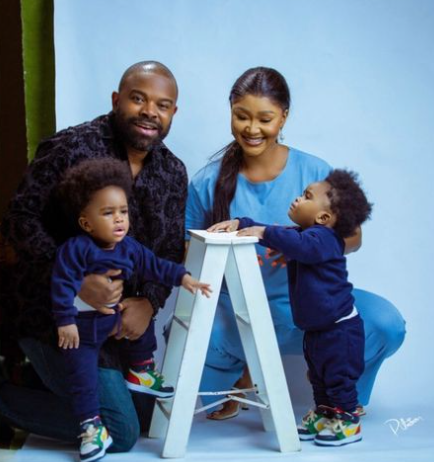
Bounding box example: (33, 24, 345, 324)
(0, 61, 187, 452)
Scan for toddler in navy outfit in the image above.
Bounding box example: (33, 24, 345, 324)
(211, 169, 372, 447)
(52, 158, 211, 462)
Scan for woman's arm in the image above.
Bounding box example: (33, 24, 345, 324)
(344, 226, 362, 255)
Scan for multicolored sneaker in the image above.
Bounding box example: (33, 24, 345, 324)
(79, 416, 113, 462)
(125, 359, 175, 398)
(297, 408, 331, 441)
(314, 407, 362, 447)
(354, 404, 366, 417)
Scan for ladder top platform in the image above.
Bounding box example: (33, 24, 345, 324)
(188, 229, 259, 245)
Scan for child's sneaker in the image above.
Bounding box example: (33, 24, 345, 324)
(79, 416, 113, 462)
(297, 408, 331, 441)
(314, 407, 362, 447)
(125, 359, 174, 398)
(354, 404, 366, 417)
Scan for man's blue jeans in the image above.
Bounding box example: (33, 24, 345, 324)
(0, 338, 148, 452)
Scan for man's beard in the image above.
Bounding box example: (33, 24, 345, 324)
(114, 111, 171, 152)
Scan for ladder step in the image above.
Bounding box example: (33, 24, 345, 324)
(173, 315, 190, 330)
(235, 313, 250, 325)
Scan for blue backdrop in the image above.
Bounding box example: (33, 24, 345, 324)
(54, 0, 434, 408)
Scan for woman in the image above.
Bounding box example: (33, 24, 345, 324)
(185, 67, 406, 420)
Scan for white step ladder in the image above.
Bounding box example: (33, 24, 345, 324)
(149, 230, 301, 458)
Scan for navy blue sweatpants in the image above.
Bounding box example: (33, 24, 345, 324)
(303, 316, 365, 412)
(61, 311, 156, 421)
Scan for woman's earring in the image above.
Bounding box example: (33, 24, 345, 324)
(279, 129, 285, 142)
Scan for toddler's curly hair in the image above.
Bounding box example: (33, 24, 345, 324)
(325, 169, 373, 238)
(58, 158, 132, 219)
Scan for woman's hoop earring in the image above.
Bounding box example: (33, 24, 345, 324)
(279, 129, 285, 142)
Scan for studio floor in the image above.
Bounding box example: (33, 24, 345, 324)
(1, 403, 432, 462)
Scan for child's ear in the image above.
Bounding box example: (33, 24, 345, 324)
(78, 216, 92, 233)
(315, 211, 333, 226)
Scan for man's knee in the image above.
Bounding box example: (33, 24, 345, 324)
(108, 418, 140, 452)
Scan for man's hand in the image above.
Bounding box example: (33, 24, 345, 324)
(79, 269, 123, 314)
(115, 297, 154, 341)
(181, 274, 212, 298)
(58, 324, 79, 349)
(237, 226, 266, 239)
(207, 219, 240, 233)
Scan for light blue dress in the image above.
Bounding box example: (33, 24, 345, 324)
(186, 148, 405, 407)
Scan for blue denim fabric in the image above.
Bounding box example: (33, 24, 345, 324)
(0, 338, 142, 452)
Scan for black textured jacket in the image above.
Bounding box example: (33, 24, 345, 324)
(0, 113, 187, 358)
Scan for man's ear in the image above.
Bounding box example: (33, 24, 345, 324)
(112, 91, 119, 111)
(315, 211, 333, 226)
(78, 216, 92, 233)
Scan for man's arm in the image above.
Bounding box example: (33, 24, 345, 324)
(140, 164, 188, 314)
(1, 140, 70, 260)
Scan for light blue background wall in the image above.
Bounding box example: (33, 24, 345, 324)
(54, 0, 434, 408)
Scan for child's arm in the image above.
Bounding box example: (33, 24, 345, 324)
(260, 226, 340, 264)
(237, 224, 340, 264)
(132, 239, 211, 294)
(181, 274, 212, 298)
(51, 237, 90, 348)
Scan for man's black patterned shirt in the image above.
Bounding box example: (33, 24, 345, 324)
(1, 113, 188, 346)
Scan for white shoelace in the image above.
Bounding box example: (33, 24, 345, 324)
(79, 425, 99, 444)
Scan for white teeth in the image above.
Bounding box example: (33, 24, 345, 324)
(244, 137, 264, 145)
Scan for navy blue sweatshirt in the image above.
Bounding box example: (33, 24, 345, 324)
(52, 235, 188, 327)
(238, 218, 354, 331)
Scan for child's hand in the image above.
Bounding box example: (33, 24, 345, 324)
(181, 274, 212, 298)
(237, 226, 266, 239)
(58, 324, 80, 349)
(207, 219, 240, 233)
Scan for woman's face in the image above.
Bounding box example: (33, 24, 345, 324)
(231, 94, 288, 158)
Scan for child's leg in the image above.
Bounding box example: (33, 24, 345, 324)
(62, 314, 118, 461)
(125, 319, 157, 364)
(62, 318, 103, 422)
(124, 320, 174, 398)
(297, 332, 333, 440)
(321, 317, 365, 412)
(312, 317, 365, 446)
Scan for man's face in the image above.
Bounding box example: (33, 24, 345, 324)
(112, 71, 178, 152)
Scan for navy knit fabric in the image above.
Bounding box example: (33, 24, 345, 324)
(52, 235, 188, 327)
(238, 218, 354, 331)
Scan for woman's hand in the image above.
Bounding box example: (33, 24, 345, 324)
(237, 226, 266, 239)
(78, 269, 123, 314)
(58, 324, 79, 349)
(207, 219, 240, 233)
(266, 248, 287, 268)
(181, 274, 212, 298)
